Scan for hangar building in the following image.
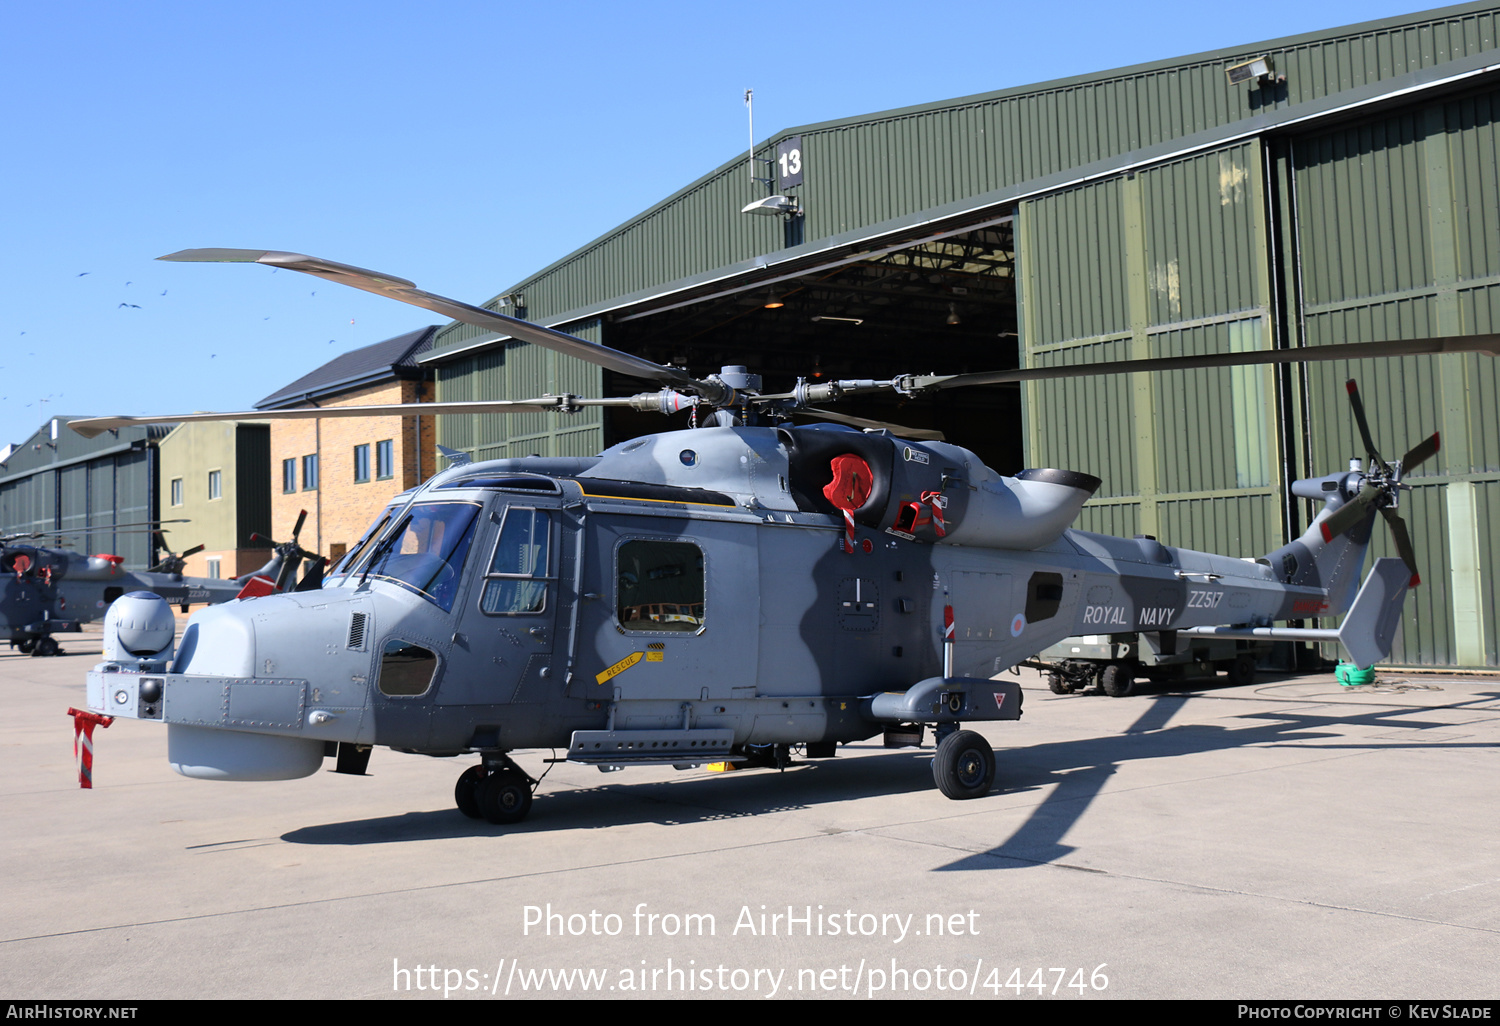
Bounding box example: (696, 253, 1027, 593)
(421, 2, 1500, 669)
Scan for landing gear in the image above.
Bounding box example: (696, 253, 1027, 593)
(15, 638, 35, 655)
(478, 771, 532, 824)
(454, 765, 486, 819)
(931, 729, 996, 800)
(454, 757, 536, 824)
(30, 636, 59, 657)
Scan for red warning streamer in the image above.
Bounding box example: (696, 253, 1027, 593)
(67, 708, 113, 789)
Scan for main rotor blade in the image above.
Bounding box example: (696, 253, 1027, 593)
(794, 408, 946, 441)
(1379, 506, 1421, 585)
(897, 334, 1500, 392)
(67, 398, 629, 439)
(160, 249, 719, 397)
(1344, 380, 1383, 465)
(1402, 432, 1441, 473)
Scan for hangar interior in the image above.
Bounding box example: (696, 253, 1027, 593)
(424, 2, 1500, 668)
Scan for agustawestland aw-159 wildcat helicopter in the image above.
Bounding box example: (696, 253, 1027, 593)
(70, 249, 1499, 824)
(1, 523, 280, 656)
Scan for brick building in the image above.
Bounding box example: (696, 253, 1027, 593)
(255, 327, 437, 563)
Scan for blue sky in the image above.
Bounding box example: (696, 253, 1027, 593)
(1, 0, 1437, 449)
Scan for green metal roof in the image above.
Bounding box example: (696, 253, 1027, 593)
(429, 2, 1500, 359)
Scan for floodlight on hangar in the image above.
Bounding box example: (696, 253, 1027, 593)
(741, 195, 801, 217)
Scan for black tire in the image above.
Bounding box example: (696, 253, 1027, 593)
(1101, 662, 1134, 698)
(1225, 653, 1257, 687)
(16, 638, 35, 654)
(454, 765, 486, 819)
(32, 636, 59, 657)
(478, 769, 533, 825)
(1047, 672, 1070, 695)
(932, 729, 996, 800)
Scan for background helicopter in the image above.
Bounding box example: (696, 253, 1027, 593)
(3, 513, 321, 656)
(71, 250, 1497, 823)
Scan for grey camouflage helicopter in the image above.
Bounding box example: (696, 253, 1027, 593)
(71, 249, 1497, 823)
(3, 515, 323, 656)
(1, 524, 241, 656)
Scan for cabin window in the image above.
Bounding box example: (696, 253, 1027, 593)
(616, 540, 704, 632)
(378, 639, 438, 697)
(480, 508, 554, 615)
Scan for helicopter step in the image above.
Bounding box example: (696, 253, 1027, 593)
(566, 727, 738, 766)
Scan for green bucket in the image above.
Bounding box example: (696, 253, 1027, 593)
(1335, 662, 1375, 686)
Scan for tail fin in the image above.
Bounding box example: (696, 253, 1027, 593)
(1337, 558, 1410, 669)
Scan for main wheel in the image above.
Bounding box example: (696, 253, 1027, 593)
(477, 769, 533, 824)
(932, 729, 996, 800)
(454, 765, 486, 819)
(32, 636, 59, 657)
(16, 638, 35, 654)
(1225, 653, 1257, 687)
(1101, 662, 1134, 698)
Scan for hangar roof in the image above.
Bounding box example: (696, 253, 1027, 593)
(425, 2, 1500, 364)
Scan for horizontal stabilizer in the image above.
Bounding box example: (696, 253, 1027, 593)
(1179, 558, 1409, 669)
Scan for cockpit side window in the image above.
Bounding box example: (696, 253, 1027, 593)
(480, 508, 553, 615)
(328, 510, 395, 580)
(616, 539, 704, 632)
(359, 502, 480, 611)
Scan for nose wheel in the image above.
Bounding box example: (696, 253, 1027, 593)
(455, 758, 536, 824)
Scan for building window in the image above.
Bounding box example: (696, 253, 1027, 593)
(354, 444, 370, 483)
(376, 439, 394, 480)
(208, 469, 222, 500)
(170, 478, 183, 507)
(282, 458, 296, 494)
(205, 556, 221, 579)
(302, 454, 319, 491)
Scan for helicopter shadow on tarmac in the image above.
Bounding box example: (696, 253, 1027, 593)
(936, 683, 1500, 872)
(281, 683, 1500, 854)
(280, 746, 943, 845)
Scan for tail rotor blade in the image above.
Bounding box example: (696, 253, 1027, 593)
(1318, 483, 1381, 543)
(1345, 380, 1384, 465)
(1380, 506, 1421, 586)
(291, 510, 308, 542)
(1401, 432, 1440, 474)
(181, 544, 206, 559)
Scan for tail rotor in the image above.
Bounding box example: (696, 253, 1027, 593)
(1316, 379, 1438, 586)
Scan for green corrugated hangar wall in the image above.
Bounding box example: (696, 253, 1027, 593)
(429, 3, 1500, 667)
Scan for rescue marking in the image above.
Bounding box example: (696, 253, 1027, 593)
(595, 651, 644, 685)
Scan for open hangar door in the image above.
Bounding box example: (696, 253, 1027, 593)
(1279, 80, 1500, 668)
(596, 221, 1024, 474)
